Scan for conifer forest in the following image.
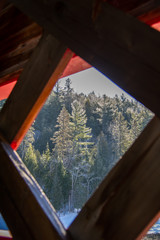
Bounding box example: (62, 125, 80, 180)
(10, 78, 153, 211)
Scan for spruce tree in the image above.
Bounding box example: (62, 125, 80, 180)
(69, 100, 93, 209)
(24, 143, 38, 176)
(63, 78, 73, 113)
(111, 111, 131, 161)
(51, 106, 72, 168)
(18, 126, 35, 159)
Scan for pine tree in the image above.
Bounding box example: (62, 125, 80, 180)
(63, 78, 73, 113)
(85, 97, 101, 137)
(51, 106, 72, 168)
(36, 143, 51, 190)
(24, 143, 38, 176)
(69, 100, 93, 209)
(50, 106, 73, 210)
(45, 158, 65, 210)
(111, 111, 132, 161)
(18, 126, 35, 159)
(71, 100, 92, 144)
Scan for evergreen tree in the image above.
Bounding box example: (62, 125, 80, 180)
(85, 97, 101, 137)
(51, 106, 72, 168)
(23, 143, 38, 176)
(51, 106, 73, 210)
(18, 126, 35, 159)
(63, 78, 73, 113)
(97, 95, 115, 135)
(69, 100, 93, 209)
(18, 80, 154, 212)
(36, 143, 51, 190)
(34, 86, 63, 153)
(96, 132, 111, 175)
(45, 158, 65, 210)
(111, 111, 132, 160)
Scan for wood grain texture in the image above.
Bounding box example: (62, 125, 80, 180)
(0, 139, 70, 240)
(0, 1, 158, 84)
(0, 33, 73, 148)
(9, 0, 160, 117)
(0, 5, 42, 83)
(128, 0, 160, 17)
(68, 116, 160, 240)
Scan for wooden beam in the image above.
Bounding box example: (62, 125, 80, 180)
(138, 7, 160, 24)
(68, 116, 160, 240)
(0, 139, 70, 240)
(0, 5, 42, 83)
(129, 0, 160, 17)
(0, 33, 73, 148)
(9, 0, 160, 117)
(0, 26, 42, 81)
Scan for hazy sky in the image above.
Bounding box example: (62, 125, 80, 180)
(58, 67, 133, 99)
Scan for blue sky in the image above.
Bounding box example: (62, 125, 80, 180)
(58, 67, 133, 99)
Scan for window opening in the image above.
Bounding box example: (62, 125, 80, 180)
(0, 214, 12, 239)
(142, 219, 160, 239)
(16, 67, 153, 230)
(0, 99, 6, 110)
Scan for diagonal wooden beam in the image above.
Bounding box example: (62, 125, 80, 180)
(9, 0, 160, 117)
(0, 33, 73, 149)
(129, 0, 160, 17)
(68, 116, 160, 240)
(0, 138, 70, 240)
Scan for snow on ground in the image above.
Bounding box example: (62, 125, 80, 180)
(59, 212, 77, 228)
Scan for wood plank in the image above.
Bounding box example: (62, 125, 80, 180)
(68, 116, 160, 240)
(0, 33, 41, 81)
(0, 33, 73, 148)
(9, 0, 160, 117)
(0, 139, 70, 240)
(129, 0, 160, 17)
(0, 5, 42, 83)
(0, 1, 158, 85)
(138, 7, 160, 24)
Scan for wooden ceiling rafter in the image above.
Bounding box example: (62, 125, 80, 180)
(0, 0, 160, 240)
(128, 0, 160, 17)
(8, 0, 160, 116)
(0, 1, 160, 86)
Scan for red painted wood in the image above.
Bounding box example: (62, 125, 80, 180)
(61, 56, 91, 78)
(151, 21, 160, 31)
(0, 19, 159, 102)
(0, 79, 17, 101)
(0, 56, 91, 101)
